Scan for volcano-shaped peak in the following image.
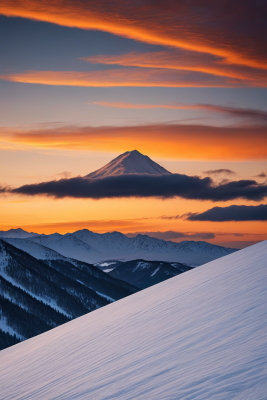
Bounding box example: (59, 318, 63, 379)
(85, 150, 171, 179)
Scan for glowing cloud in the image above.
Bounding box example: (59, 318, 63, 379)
(0, 69, 252, 88)
(0, 1, 266, 71)
(90, 102, 267, 123)
(83, 51, 267, 85)
(1, 123, 267, 160)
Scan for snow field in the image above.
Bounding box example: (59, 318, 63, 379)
(0, 240, 266, 399)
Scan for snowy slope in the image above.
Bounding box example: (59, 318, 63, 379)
(4, 238, 67, 260)
(31, 229, 237, 264)
(1, 241, 266, 399)
(85, 150, 171, 178)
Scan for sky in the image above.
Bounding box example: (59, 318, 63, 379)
(0, 0, 267, 248)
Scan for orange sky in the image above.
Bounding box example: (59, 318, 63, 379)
(1, 123, 267, 160)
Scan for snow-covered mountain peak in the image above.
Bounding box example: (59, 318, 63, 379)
(85, 150, 171, 178)
(0, 228, 39, 239)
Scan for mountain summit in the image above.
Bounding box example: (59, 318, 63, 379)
(85, 150, 171, 179)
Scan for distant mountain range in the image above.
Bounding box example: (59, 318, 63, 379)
(1, 228, 237, 265)
(85, 150, 171, 178)
(0, 226, 241, 265)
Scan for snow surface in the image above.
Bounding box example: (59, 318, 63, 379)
(0, 240, 266, 399)
(103, 268, 114, 273)
(4, 238, 66, 261)
(97, 262, 117, 267)
(150, 267, 160, 277)
(85, 150, 171, 178)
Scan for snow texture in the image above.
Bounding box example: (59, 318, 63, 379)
(85, 150, 171, 179)
(0, 240, 266, 399)
(4, 238, 66, 261)
(150, 267, 160, 277)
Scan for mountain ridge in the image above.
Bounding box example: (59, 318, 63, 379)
(4, 229, 238, 265)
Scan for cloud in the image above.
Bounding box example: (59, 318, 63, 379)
(83, 51, 267, 86)
(187, 204, 267, 221)
(159, 215, 181, 220)
(203, 169, 236, 176)
(126, 231, 215, 240)
(0, 68, 252, 88)
(90, 102, 267, 123)
(4, 174, 267, 202)
(1, 123, 267, 160)
(0, 1, 266, 72)
(255, 172, 267, 178)
(0, 185, 10, 193)
(52, 171, 72, 180)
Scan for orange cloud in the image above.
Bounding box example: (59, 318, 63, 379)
(1, 123, 267, 160)
(83, 51, 267, 85)
(0, 1, 266, 72)
(90, 102, 267, 122)
(0, 69, 252, 88)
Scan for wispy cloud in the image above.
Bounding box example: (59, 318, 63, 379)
(1, 123, 267, 160)
(187, 204, 267, 221)
(125, 231, 215, 240)
(90, 102, 267, 124)
(83, 50, 267, 86)
(0, 68, 252, 88)
(203, 169, 236, 176)
(255, 172, 267, 178)
(0, 0, 266, 72)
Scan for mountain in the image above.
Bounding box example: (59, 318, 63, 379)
(85, 150, 171, 178)
(0, 239, 138, 350)
(0, 241, 266, 399)
(0, 228, 39, 239)
(29, 229, 237, 265)
(107, 259, 193, 289)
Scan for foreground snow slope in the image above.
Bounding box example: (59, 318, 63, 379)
(0, 241, 267, 399)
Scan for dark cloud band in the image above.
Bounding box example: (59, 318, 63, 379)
(188, 204, 267, 221)
(7, 174, 267, 202)
(126, 231, 215, 240)
(203, 169, 236, 176)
